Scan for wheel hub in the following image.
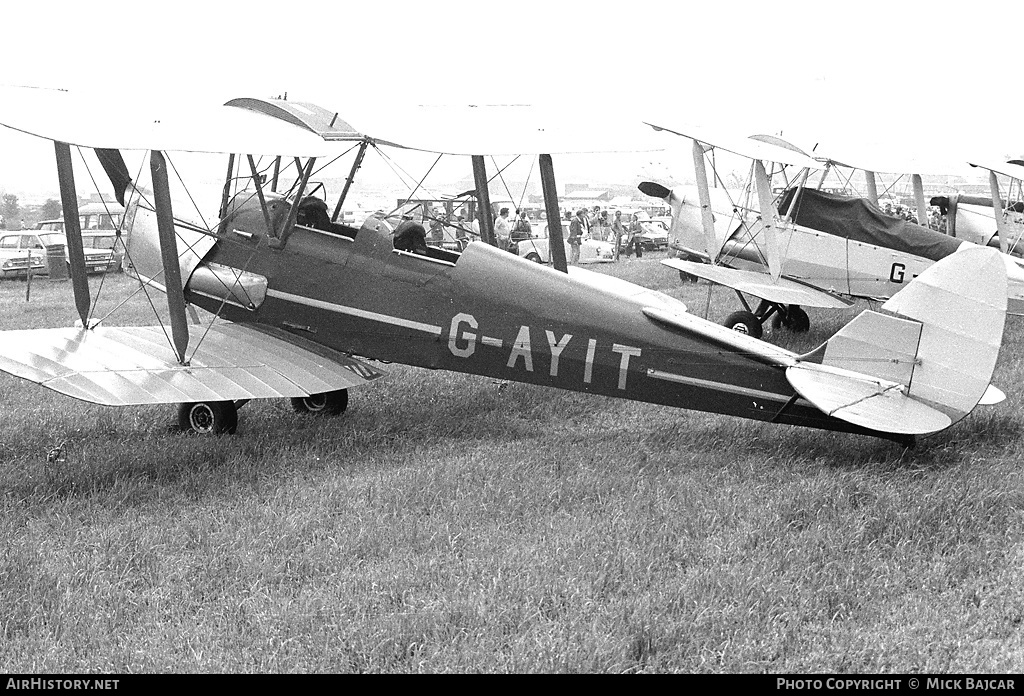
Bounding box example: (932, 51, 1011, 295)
(304, 395, 327, 412)
(189, 404, 215, 433)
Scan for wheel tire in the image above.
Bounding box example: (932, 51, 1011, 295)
(177, 401, 238, 435)
(722, 310, 763, 339)
(290, 389, 349, 416)
(775, 305, 810, 332)
(678, 270, 699, 283)
(525, 253, 542, 264)
(785, 306, 810, 332)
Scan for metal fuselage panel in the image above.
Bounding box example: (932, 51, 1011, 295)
(708, 216, 938, 302)
(185, 207, 888, 439)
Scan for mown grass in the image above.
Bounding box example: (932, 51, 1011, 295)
(0, 258, 1022, 673)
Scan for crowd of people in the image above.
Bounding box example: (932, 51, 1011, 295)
(417, 203, 657, 264)
(399, 195, 957, 260)
(882, 201, 946, 232)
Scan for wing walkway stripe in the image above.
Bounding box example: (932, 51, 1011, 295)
(267, 289, 443, 336)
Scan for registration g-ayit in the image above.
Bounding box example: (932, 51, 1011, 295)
(0, 88, 1010, 447)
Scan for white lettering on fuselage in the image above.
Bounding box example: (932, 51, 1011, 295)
(449, 314, 639, 390)
(611, 344, 642, 390)
(449, 313, 478, 358)
(507, 326, 534, 372)
(584, 339, 597, 384)
(545, 330, 572, 377)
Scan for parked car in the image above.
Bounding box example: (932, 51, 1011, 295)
(34, 221, 123, 273)
(0, 233, 46, 278)
(637, 218, 670, 251)
(34, 199, 126, 272)
(0, 228, 118, 279)
(512, 223, 615, 264)
(616, 215, 669, 252)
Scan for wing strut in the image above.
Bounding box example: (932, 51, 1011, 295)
(989, 170, 1010, 254)
(539, 154, 569, 273)
(270, 157, 315, 249)
(912, 174, 928, 227)
(217, 154, 236, 225)
(752, 159, 782, 280)
(331, 140, 368, 223)
(472, 155, 496, 246)
(53, 141, 92, 326)
(247, 155, 276, 238)
(150, 150, 190, 364)
(691, 140, 720, 261)
(862, 169, 878, 205)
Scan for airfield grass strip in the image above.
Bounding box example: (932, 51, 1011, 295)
(0, 265, 1021, 672)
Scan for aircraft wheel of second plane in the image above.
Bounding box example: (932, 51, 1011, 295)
(771, 305, 811, 333)
(722, 310, 763, 339)
(291, 389, 349, 416)
(177, 401, 239, 435)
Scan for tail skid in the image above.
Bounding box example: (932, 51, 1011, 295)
(789, 247, 1008, 436)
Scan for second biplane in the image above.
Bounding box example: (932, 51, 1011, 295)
(639, 122, 1024, 338)
(0, 89, 1009, 446)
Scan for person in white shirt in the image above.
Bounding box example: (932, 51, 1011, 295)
(494, 207, 512, 250)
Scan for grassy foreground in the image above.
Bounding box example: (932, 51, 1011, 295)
(0, 259, 1022, 673)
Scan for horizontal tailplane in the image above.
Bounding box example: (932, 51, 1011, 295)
(789, 247, 1008, 435)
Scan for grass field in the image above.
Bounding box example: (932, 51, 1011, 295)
(1, 258, 1022, 673)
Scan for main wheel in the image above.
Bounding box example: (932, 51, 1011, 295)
(291, 389, 349, 415)
(784, 306, 810, 332)
(772, 305, 811, 332)
(722, 310, 763, 339)
(177, 401, 238, 434)
(678, 270, 699, 283)
(525, 252, 542, 263)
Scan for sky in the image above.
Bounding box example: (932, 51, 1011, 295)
(0, 0, 1020, 203)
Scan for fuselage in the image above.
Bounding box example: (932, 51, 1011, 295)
(158, 192, 897, 440)
(665, 184, 1024, 310)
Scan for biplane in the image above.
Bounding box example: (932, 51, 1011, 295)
(805, 148, 1017, 254)
(0, 88, 1009, 446)
(929, 159, 1024, 258)
(639, 122, 1024, 338)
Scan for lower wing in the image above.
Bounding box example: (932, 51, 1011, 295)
(0, 322, 384, 406)
(661, 258, 853, 309)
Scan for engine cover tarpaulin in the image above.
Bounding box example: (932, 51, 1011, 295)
(778, 188, 962, 262)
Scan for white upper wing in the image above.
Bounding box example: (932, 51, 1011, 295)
(813, 145, 972, 177)
(643, 120, 823, 169)
(969, 160, 1024, 182)
(0, 87, 352, 156)
(355, 104, 668, 155)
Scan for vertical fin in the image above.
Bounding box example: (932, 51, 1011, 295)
(880, 246, 1006, 419)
